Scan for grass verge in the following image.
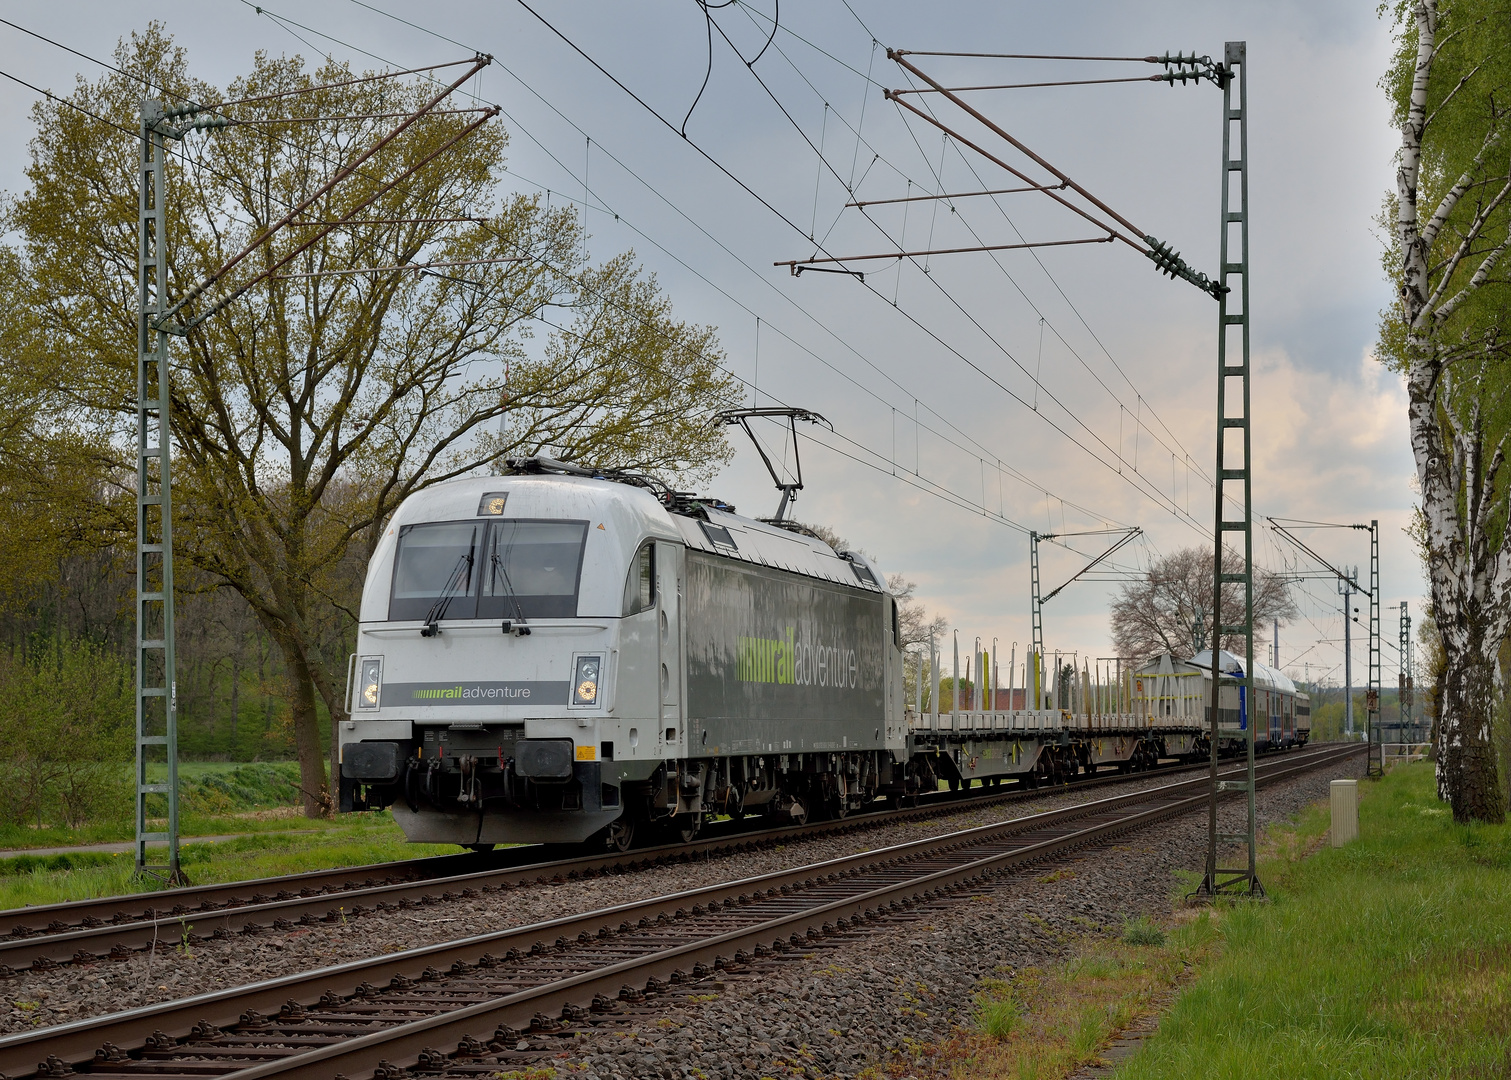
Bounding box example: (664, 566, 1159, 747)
(0, 810, 464, 909)
(0, 762, 309, 850)
(891, 914, 1220, 1080)
(1114, 761, 1511, 1078)
(905, 761, 1508, 1079)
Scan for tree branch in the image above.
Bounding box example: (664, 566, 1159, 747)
(1421, 125, 1505, 248)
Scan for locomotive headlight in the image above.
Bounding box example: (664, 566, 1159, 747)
(358, 658, 383, 710)
(572, 655, 602, 706)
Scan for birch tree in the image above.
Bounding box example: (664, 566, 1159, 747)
(1383, 0, 1511, 822)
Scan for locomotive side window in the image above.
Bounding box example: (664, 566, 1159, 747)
(388, 522, 480, 622)
(622, 542, 656, 616)
(478, 520, 589, 619)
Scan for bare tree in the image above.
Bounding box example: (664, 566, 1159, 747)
(1383, 0, 1511, 820)
(1110, 546, 1296, 665)
(886, 573, 949, 651)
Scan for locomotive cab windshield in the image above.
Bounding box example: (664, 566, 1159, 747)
(389, 518, 589, 624)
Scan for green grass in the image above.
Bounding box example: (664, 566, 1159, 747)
(0, 809, 465, 908)
(977, 997, 1025, 1040)
(920, 918, 1221, 1080)
(1116, 762, 1511, 1079)
(0, 762, 478, 907)
(0, 762, 309, 850)
(1121, 916, 1167, 947)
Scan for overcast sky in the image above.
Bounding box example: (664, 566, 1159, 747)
(0, 2, 1411, 691)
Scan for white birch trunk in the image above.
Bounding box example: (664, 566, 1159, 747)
(1396, 0, 1510, 822)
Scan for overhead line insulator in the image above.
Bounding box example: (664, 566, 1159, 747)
(1142, 234, 1225, 299)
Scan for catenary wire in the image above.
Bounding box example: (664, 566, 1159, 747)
(11, 10, 1311, 616)
(741, 1, 1214, 495)
(730, 4, 1217, 507)
(237, 0, 1141, 529)
(683, 6, 1203, 532)
(0, 32, 1078, 545)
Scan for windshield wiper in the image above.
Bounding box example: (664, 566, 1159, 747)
(490, 552, 531, 636)
(420, 552, 473, 637)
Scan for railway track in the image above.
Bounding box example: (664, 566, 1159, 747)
(0, 743, 1361, 1079)
(0, 753, 1237, 973)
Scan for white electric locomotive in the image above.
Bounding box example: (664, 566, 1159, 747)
(339, 457, 906, 850)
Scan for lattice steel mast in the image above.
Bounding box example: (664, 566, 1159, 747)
(1368, 520, 1383, 776)
(1030, 531, 1045, 706)
(1196, 42, 1261, 899)
(837, 44, 1254, 885)
(1399, 601, 1415, 739)
(135, 100, 229, 882)
(132, 57, 491, 880)
(1031, 528, 1141, 709)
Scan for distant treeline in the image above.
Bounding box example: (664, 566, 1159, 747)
(1, 547, 323, 765)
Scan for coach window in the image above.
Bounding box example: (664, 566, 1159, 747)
(623, 542, 655, 616)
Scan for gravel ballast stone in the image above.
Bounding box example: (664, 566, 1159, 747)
(2, 767, 1204, 1033)
(498, 754, 1364, 1080)
(7, 750, 1358, 1080)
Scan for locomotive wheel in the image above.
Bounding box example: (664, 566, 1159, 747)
(605, 817, 635, 852)
(673, 813, 702, 844)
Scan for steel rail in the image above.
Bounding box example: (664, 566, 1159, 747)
(0, 745, 1359, 1078)
(233, 745, 1364, 1080)
(0, 755, 1221, 970)
(0, 753, 1229, 956)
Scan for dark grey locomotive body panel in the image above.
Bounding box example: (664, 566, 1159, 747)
(684, 550, 887, 756)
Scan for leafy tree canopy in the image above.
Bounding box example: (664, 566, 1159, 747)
(6, 27, 741, 813)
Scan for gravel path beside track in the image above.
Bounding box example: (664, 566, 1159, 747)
(4, 768, 1224, 1035)
(507, 754, 1365, 1080)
